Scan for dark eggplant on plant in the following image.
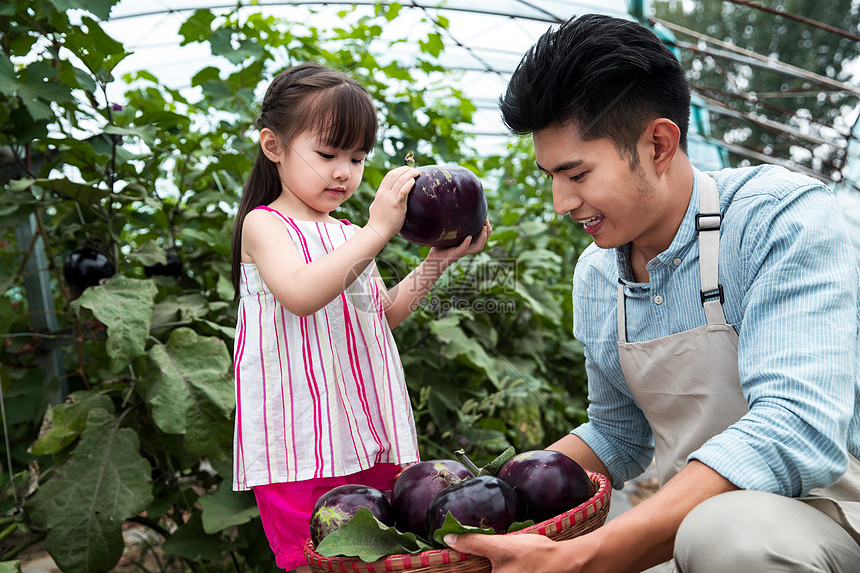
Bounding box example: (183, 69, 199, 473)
(63, 247, 115, 293)
(143, 252, 183, 278)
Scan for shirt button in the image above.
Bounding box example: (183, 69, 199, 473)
(654, 295, 664, 305)
(672, 257, 682, 266)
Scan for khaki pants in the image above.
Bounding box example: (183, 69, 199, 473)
(674, 490, 860, 572)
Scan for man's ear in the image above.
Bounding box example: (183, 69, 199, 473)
(646, 118, 681, 178)
(260, 128, 283, 162)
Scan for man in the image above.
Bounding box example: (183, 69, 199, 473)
(445, 13, 860, 572)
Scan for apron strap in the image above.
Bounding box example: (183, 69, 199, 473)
(617, 173, 726, 343)
(697, 175, 727, 325)
(617, 279, 627, 342)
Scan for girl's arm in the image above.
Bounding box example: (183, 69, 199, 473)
(383, 220, 491, 328)
(242, 166, 418, 316)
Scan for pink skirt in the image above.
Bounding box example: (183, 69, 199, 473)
(253, 464, 400, 571)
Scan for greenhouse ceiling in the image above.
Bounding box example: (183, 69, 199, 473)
(103, 0, 860, 195)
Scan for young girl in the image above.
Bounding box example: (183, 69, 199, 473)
(230, 62, 491, 571)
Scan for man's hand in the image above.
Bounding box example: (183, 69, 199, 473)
(444, 532, 586, 573)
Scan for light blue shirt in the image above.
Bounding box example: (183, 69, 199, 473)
(571, 164, 860, 496)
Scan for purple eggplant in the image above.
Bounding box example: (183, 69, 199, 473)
(63, 247, 115, 293)
(309, 484, 393, 546)
(391, 460, 474, 538)
(425, 475, 518, 537)
(497, 450, 593, 523)
(399, 163, 487, 248)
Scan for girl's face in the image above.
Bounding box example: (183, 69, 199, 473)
(269, 129, 367, 220)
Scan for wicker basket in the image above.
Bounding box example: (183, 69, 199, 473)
(304, 470, 611, 572)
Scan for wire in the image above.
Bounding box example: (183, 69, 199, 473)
(653, 17, 860, 97)
(695, 94, 845, 149)
(722, 0, 860, 43)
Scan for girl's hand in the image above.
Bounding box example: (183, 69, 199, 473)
(427, 219, 492, 264)
(367, 165, 420, 239)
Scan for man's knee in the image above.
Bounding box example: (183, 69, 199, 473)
(674, 490, 860, 572)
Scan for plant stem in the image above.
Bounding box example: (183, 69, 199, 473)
(0, 531, 46, 561)
(0, 522, 18, 543)
(454, 449, 480, 475)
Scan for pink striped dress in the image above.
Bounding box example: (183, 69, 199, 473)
(232, 207, 419, 491)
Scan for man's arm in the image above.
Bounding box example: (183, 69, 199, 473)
(546, 433, 612, 485)
(446, 459, 737, 573)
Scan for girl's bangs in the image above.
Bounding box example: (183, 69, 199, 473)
(311, 85, 378, 153)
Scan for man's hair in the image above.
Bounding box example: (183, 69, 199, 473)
(499, 14, 691, 160)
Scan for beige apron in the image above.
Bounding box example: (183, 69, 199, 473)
(616, 174, 860, 543)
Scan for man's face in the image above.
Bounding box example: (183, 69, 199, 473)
(534, 122, 665, 251)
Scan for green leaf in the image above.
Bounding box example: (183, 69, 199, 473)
(0, 561, 21, 573)
(64, 17, 129, 77)
(180, 227, 231, 255)
(215, 274, 235, 303)
(0, 191, 39, 228)
(71, 275, 158, 372)
(383, 2, 401, 21)
(477, 446, 516, 477)
(0, 53, 14, 93)
(200, 317, 236, 338)
(162, 512, 227, 562)
(199, 485, 259, 534)
(9, 177, 111, 206)
(223, 37, 264, 65)
(429, 316, 503, 385)
(26, 408, 153, 573)
(11, 84, 54, 120)
(418, 32, 444, 58)
(208, 27, 233, 59)
(46, 0, 116, 20)
(151, 293, 208, 327)
(128, 240, 167, 267)
(103, 123, 157, 144)
(139, 327, 233, 458)
(179, 9, 217, 45)
(507, 520, 535, 533)
(316, 507, 433, 561)
(28, 391, 115, 455)
(431, 512, 494, 547)
(190, 65, 222, 87)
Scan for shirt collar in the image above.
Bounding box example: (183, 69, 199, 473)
(616, 167, 705, 283)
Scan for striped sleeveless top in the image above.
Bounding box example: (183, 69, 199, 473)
(232, 207, 419, 490)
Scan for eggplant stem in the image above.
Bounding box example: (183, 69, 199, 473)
(454, 449, 480, 475)
(438, 469, 463, 487)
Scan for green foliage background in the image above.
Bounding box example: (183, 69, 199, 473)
(0, 1, 591, 570)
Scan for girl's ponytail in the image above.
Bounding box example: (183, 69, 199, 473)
(230, 150, 281, 297)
